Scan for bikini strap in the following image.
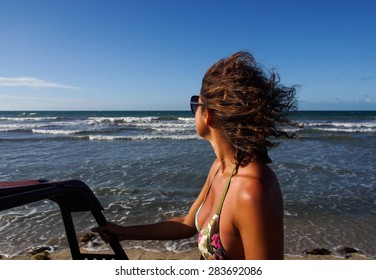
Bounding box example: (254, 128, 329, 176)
(215, 165, 237, 215)
(195, 165, 222, 231)
(201, 165, 221, 203)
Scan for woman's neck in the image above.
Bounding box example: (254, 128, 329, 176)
(209, 130, 237, 173)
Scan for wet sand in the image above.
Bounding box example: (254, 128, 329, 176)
(2, 248, 372, 260)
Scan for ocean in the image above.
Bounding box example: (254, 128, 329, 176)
(0, 110, 375, 258)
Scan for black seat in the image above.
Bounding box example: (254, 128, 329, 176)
(0, 179, 128, 260)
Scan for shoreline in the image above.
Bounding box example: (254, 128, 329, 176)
(2, 248, 373, 260)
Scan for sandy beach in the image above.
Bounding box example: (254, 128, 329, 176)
(1, 232, 373, 261)
(1, 247, 372, 260)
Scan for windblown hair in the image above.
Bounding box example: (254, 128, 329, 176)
(200, 51, 298, 166)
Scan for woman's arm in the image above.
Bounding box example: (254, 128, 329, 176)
(92, 218, 197, 242)
(92, 195, 202, 242)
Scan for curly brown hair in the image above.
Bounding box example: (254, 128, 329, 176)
(200, 51, 298, 166)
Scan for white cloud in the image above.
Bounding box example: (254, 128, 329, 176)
(0, 77, 79, 90)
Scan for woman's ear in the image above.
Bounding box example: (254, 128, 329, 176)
(204, 108, 213, 126)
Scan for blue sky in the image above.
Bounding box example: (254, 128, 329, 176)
(0, 0, 375, 111)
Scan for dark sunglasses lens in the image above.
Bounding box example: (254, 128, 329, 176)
(191, 104, 198, 114)
(190, 96, 200, 114)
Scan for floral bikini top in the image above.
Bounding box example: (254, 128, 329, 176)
(195, 165, 237, 260)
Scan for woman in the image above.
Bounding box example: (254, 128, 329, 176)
(93, 51, 297, 259)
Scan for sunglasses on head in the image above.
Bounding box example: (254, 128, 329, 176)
(190, 95, 205, 114)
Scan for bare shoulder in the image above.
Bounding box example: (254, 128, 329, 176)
(234, 163, 280, 202)
(231, 163, 283, 226)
